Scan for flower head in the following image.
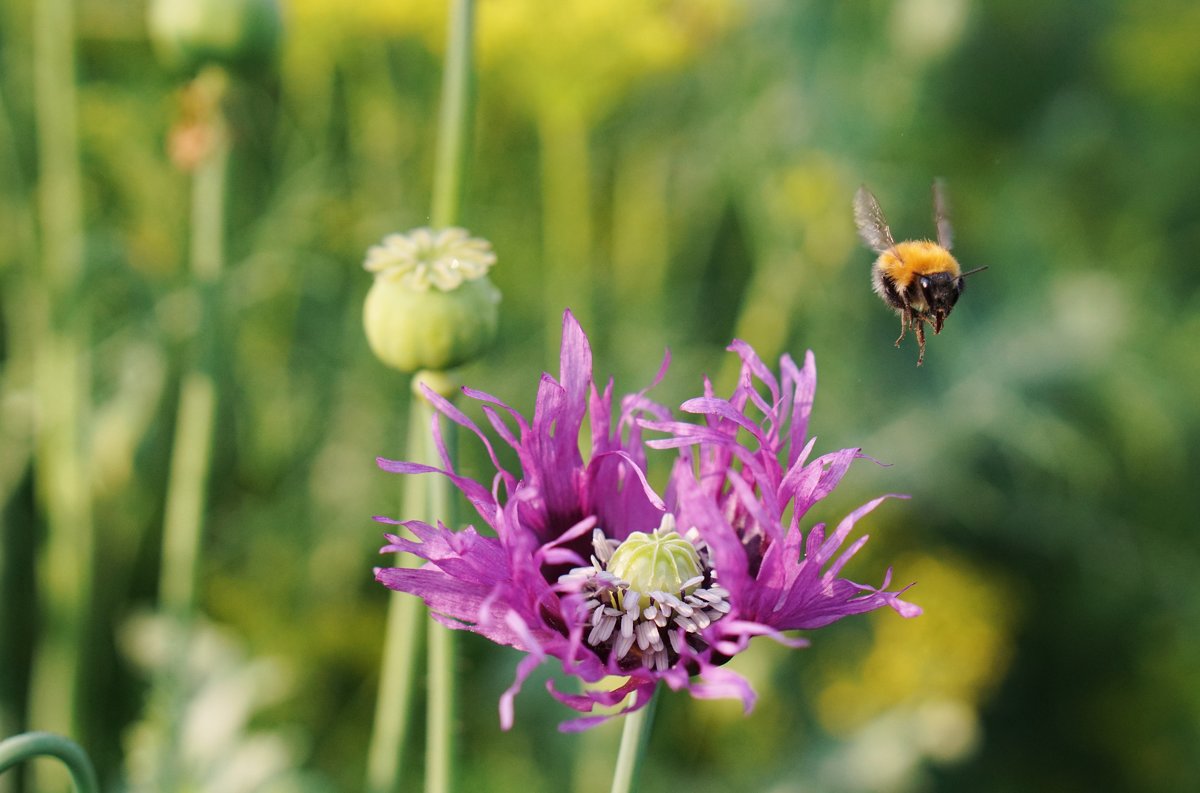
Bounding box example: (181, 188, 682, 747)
(375, 311, 919, 730)
(364, 227, 496, 291)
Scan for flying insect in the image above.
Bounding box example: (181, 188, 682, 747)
(854, 180, 986, 365)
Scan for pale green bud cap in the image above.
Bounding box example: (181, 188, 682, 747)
(607, 515, 703, 610)
(148, 0, 282, 73)
(365, 228, 496, 290)
(362, 227, 501, 373)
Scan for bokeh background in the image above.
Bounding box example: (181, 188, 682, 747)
(2, 0, 1199, 791)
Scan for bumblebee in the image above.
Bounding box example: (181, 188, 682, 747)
(854, 180, 986, 365)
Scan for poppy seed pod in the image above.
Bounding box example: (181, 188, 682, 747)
(363, 274, 500, 373)
(148, 0, 282, 73)
(362, 228, 501, 373)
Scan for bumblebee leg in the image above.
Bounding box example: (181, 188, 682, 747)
(894, 310, 909, 347)
(914, 319, 927, 366)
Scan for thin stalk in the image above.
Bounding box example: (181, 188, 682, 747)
(158, 67, 229, 620)
(424, 416, 458, 793)
(609, 692, 658, 793)
(425, 2, 475, 791)
(0, 731, 99, 793)
(429, 0, 475, 229)
(154, 66, 230, 792)
(365, 403, 431, 793)
(27, 0, 92, 752)
(0, 82, 40, 793)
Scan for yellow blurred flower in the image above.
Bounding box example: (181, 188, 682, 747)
(815, 551, 1018, 737)
(284, 0, 738, 123)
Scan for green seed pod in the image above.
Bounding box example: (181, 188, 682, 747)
(362, 228, 501, 373)
(148, 0, 282, 73)
(363, 275, 500, 373)
(607, 519, 703, 610)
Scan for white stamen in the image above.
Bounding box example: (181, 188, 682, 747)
(674, 615, 697, 633)
(592, 529, 613, 564)
(613, 633, 635, 660)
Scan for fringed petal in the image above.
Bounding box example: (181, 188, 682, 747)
(784, 351, 816, 465)
(376, 457, 498, 527)
(584, 450, 667, 540)
(550, 679, 657, 733)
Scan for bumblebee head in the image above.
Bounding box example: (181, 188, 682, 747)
(916, 272, 965, 334)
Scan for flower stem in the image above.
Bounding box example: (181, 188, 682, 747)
(609, 691, 658, 793)
(0, 732, 99, 793)
(423, 1, 475, 790)
(425, 414, 458, 793)
(155, 66, 230, 792)
(28, 0, 92, 749)
(430, 0, 475, 229)
(159, 66, 229, 621)
(366, 399, 432, 793)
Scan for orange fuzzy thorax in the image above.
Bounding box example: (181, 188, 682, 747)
(875, 240, 961, 290)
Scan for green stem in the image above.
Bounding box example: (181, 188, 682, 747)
(155, 66, 230, 792)
(424, 416, 457, 793)
(424, 2, 475, 790)
(430, 0, 475, 230)
(159, 66, 229, 621)
(28, 0, 92, 749)
(366, 401, 431, 793)
(0, 732, 99, 793)
(33, 0, 83, 294)
(609, 691, 658, 793)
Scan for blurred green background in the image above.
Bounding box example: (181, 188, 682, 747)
(2, 0, 1199, 791)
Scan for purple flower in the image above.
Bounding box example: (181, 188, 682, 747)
(375, 311, 920, 731)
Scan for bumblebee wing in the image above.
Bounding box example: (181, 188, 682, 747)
(932, 178, 954, 251)
(853, 185, 896, 254)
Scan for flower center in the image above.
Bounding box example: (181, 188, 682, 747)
(606, 527, 702, 610)
(558, 514, 731, 672)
